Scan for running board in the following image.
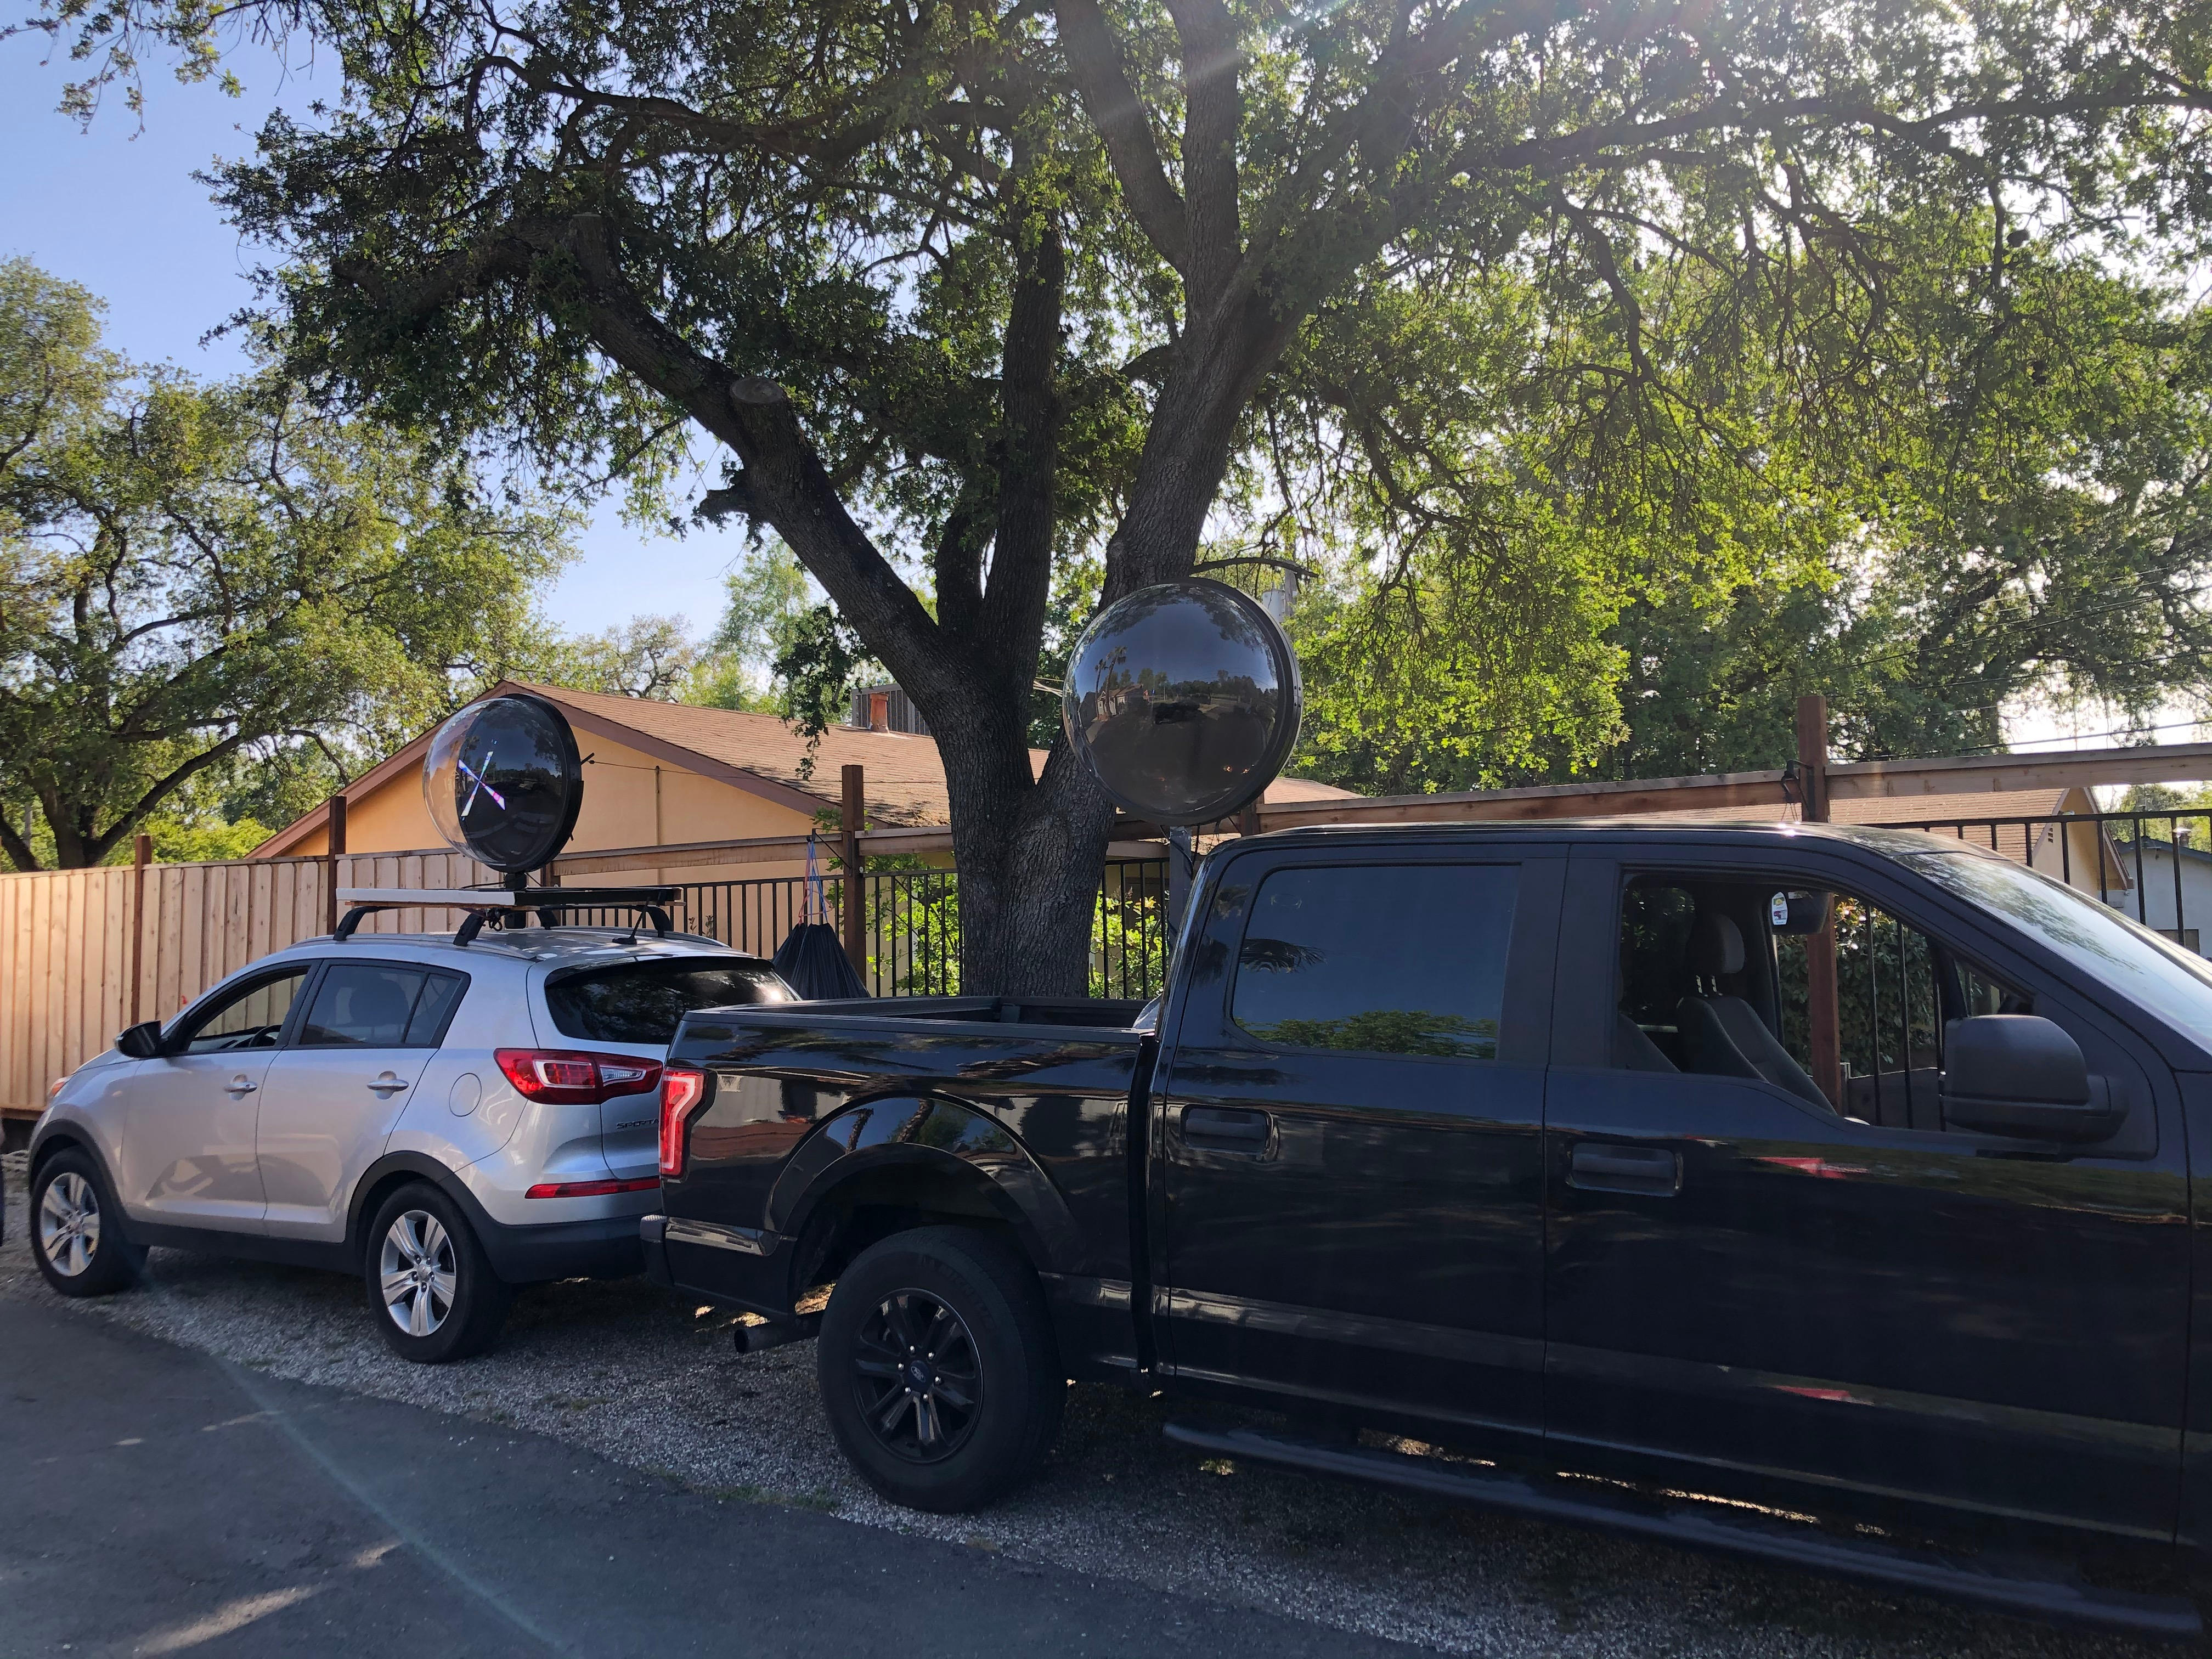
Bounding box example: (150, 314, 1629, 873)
(1162, 1423, 2200, 1640)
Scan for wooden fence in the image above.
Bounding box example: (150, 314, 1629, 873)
(0, 849, 505, 1124)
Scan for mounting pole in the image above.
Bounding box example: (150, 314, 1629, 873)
(1797, 694, 1842, 1107)
(130, 832, 151, 1025)
(323, 792, 348, 936)
(840, 764, 867, 980)
(1166, 826, 1197, 933)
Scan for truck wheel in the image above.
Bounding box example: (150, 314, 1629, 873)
(29, 1148, 144, 1297)
(364, 1182, 512, 1364)
(817, 1225, 1065, 1512)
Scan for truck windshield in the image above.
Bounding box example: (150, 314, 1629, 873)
(544, 958, 794, 1043)
(1904, 849, 2212, 1044)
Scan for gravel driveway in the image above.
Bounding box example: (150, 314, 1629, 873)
(0, 1150, 2190, 1658)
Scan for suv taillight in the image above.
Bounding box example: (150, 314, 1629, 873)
(658, 1067, 708, 1177)
(494, 1049, 663, 1105)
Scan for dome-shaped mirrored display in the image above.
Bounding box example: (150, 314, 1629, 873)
(1062, 578, 1302, 825)
(422, 694, 584, 873)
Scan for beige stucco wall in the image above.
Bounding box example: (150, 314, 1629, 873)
(287, 731, 823, 875)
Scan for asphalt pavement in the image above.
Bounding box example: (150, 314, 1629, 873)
(0, 1296, 1427, 1658)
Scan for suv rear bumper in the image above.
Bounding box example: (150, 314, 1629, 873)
(481, 1214, 644, 1283)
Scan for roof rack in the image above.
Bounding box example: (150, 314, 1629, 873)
(335, 885, 682, 947)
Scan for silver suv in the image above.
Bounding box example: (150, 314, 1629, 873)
(24, 926, 793, 1362)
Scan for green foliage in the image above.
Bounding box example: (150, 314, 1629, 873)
(696, 546, 814, 708)
(1089, 878, 1166, 1000)
(518, 613, 701, 702)
(867, 871, 962, 995)
(1243, 1010, 1499, 1060)
(1031, 555, 1103, 751)
(0, 257, 577, 868)
(692, 543, 878, 738)
(1284, 207, 2212, 787)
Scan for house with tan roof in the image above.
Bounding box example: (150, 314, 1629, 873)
(251, 680, 1358, 879)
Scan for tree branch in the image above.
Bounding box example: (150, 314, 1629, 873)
(1167, 0, 1242, 302)
(980, 203, 1066, 705)
(1054, 0, 1189, 274)
(540, 214, 954, 705)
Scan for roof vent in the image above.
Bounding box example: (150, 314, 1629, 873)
(848, 682, 929, 735)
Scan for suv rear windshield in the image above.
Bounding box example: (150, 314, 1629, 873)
(544, 959, 794, 1043)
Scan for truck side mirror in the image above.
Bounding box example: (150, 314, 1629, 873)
(115, 1020, 165, 1060)
(1942, 1015, 2122, 1143)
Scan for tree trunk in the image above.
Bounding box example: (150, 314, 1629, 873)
(532, 215, 1281, 997)
(945, 745, 1119, 998)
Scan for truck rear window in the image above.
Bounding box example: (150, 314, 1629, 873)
(544, 960, 794, 1043)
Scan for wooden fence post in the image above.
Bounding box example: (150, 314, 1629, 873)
(129, 833, 151, 1026)
(1797, 695, 1842, 1107)
(840, 765, 867, 980)
(323, 793, 348, 936)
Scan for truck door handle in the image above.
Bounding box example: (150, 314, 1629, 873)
(1182, 1106, 1271, 1153)
(1568, 1143, 1680, 1195)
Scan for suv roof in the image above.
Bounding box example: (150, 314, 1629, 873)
(264, 926, 769, 969)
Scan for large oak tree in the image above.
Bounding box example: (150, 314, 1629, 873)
(0, 259, 573, 868)
(38, 0, 2212, 986)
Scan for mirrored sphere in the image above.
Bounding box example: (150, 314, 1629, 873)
(1062, 579, 1302, 825)
(422, 694, 584, 872)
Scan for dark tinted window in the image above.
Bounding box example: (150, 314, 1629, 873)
(298, 964, 463, 1048)
(175, 969, 308, 1054)
(545, 959, 794, 1043)
(1232, 864, 1517, 1058)
(406, 972, 469, 1045)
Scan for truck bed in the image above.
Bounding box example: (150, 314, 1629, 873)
(653, 998, 1154, 1378)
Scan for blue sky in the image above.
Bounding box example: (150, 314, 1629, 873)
(0, 38, 742, 639)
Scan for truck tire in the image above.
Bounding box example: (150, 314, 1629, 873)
(363, 1182, 512, 1363)
(29, 1147, 144, 1297)
(817, 1225, 1065, 1512)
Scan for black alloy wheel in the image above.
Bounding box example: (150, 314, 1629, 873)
(816, 1225, 1064, 1512)
(849, 1288, 986, 1464)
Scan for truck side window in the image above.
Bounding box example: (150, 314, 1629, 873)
(1780, 893, 2029, 1126)
(1232, 864, 1517, 1058)
(1612, 872, 2029, 1129)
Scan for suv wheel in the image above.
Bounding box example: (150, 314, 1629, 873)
(364, 1182, 512, 1363)
(30, 1148, 144, 1296)
(817, 1226, 1064, 1512)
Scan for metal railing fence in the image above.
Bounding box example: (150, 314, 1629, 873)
(1893, 808, 2212, 956)
(563, 859, 1172, 998)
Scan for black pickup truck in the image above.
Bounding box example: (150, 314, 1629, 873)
(642, 821, 2212, 1633)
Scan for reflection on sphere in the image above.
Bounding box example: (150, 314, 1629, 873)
(422, 694, 583, 872)
(1062, 579, 1301, 824)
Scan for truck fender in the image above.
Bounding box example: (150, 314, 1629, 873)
(765, 1093, 1084, 1276)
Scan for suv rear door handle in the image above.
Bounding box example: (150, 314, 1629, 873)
(1568, 1142, 1680, 1195)
(366, 1073, 410, 1097)
(1182, 1105, 1271, 1153)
